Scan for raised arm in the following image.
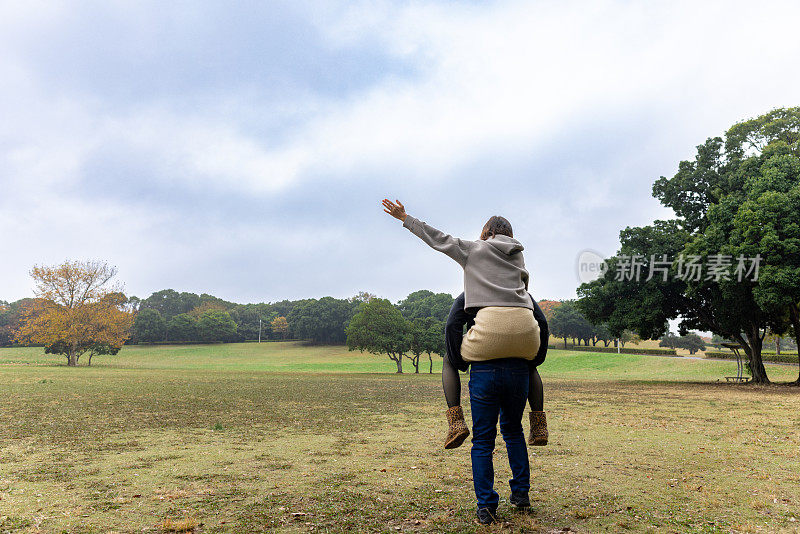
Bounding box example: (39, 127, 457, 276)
(382, 198, 473, 267)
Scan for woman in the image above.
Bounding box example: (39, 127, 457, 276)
(382, 199, 549, 449)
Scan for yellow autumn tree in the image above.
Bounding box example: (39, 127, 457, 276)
(271, 316, 289, 339)
(15, 260, 135, 366)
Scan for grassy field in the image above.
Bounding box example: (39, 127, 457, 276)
(1, 343, 799, 533)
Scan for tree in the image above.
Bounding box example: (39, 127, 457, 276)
(288, 297, 354, 344)
(346, 298, 409, 373)
(0, 300, 12, 346)
(549, 301, 593, 348)
(349, 291, 377, 304)
(271, 316, 289, 339)
(408, 317, 443, 373)
(44, 339, 121, 366)
(167, 313, 198, 342)
(229, 303, 274, 341)
(727, 132, 800, 383)
(188, 301, 228, 319)
(14, 261, 134, 366)
(662, 332, 706, 354)
(269, 300, 297, 319)
(578, 108, 800, 384)
(140, 290, 201, 322)
(763, 331, 784, 355)
(538, 300, 561, 322)
(0, 299, 34, 347)
(423, 319, 446, 374)
(197, 310, 238, 342)
(675, 333, 706, 355)
(127, 296, 142, 312)
(592, 322, 614, 347)
(133, 309, 167, 342)
(659, 332, 679, 349)
(398, 290, 454, 322)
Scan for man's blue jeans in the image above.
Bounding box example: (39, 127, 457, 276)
(469, 358, 530, 509)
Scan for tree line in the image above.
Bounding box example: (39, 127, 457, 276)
(0, 264, 456, 371)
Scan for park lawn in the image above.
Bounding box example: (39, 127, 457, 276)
(1, 343, 799, 533)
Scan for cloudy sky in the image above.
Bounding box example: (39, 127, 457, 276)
(2, 0, 800, 304)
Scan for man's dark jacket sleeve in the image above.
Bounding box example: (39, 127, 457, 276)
(530, 297, 549, 368)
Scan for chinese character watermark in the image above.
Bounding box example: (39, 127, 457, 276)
(575, 251, 762, 283)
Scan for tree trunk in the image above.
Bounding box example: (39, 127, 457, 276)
(563, 336, 568, 348)
(428, 354, 433, 374)
(788, 304, 800, 384)
(391, 354, 403, 373)
(735, 328, 769, 384)
(414, 355, 419, 373)
(776, 337, 781, 355)
(67, 350, 78, 366)
(87, 352, 93, 366)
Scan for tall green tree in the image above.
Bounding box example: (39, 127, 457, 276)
(398, 290, 454, 322)
(229, 303, 275, 341)
(345, 298, 409, 373)
(423, 319, 446, 374)
(288, 297, 354, 344)
(0, 299, 35, 347)
(550, 300, 593, 348)
(140, 289, 201, 322)
(167, 313, 199, 342)
(197, 310, 238, 342)
(133, 309, 167, 343)
(408, 317, 444, 373)
(0, 300, 14, 346)
(579, 108, 800, 383)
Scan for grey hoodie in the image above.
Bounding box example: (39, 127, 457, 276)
(403, 215, 533, 310)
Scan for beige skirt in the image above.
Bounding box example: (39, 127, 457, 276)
(460, 306, 541, 362)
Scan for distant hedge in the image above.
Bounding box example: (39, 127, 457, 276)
(705, 351, 798, 364)
(548, 345, 677, 356)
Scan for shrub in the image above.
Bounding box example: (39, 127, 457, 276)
(704, 351, 798, 364)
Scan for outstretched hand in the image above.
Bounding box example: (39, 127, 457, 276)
(382, 199, 407, 222)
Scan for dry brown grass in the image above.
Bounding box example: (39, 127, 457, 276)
(1, 343, 799, 533)
(160, 515, 200, 532)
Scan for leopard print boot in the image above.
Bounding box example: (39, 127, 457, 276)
(444, 405, 470, 449)
(528, 411, 548, 446)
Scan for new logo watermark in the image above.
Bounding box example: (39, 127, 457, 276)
(576, 249, 608, 284)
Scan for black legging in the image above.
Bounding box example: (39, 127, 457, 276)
(442, 292, 548, 410)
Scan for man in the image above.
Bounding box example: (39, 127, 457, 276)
(445, 292, 548, 524)
(467, 358, 532, 524)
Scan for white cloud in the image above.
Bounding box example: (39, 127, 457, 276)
(2, 0, 800, 302)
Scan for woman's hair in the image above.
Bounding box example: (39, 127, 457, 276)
(480, 216, 513, 240)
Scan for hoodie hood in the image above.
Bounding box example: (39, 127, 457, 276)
(485, 235, 524, 255)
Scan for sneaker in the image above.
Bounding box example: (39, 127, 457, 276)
(476, 507, 498, 525)
(509, 492, 531, 510)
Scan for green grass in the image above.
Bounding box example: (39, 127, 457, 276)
(1, 342, 799, 533)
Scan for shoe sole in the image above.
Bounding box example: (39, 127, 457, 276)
(444, 429, 469, 449)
